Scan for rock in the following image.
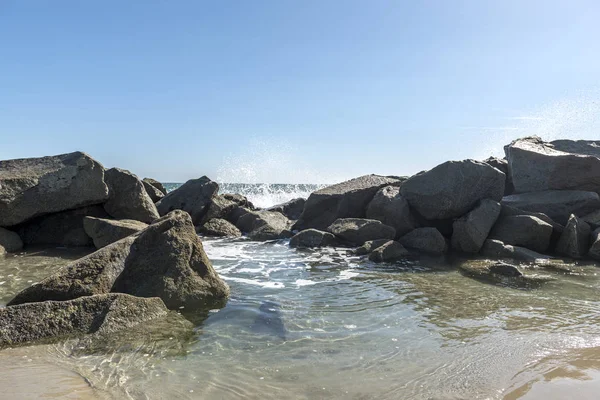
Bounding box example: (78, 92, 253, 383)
(550, 139, 600, 158)
(505, 136, 600, 194)
(354, 239, 391, 255)
(400, 160, 505, 220)
(267, 198, 306, 220)
(0, 152, 108, 226)
(460, 261, 522, 278)
(83, 216, 148, 249)
(555, 214, 591, 259)
(0, 227, 23, 252)
(200, 195, 238, 224)
(499, 203, 565, 248)
(103, 168, 160, 224)
(582, 209, 600, 229)
(368, 241, 409, 262)
(365, 186, 417, 237)
(489, 215, 553, 253)
(327, 218, 396, 246)
(16, 205, 109, 247)
(156, 176, 219, 225)
(501, 190, 600, 225)
(229, 205, 252, 225)
(142, 178, 167, 195)
(451, 199, 501, 253)
(0, 293, 181, 347)
(0, 246, 5, 257)
(481, 239, 550, 262)
(8, 210, 230, 310)
(398, 227, 447, 255)
(289, 229, 338, 248)
(589, 228, 600, 261)
(458, 260, 555, 288)
(198, 218, 241, 238)
(222, 193, 256, 210)
(293, 175, 400, 231)
(484, 157, 514, 195)
(142, 180, 165, 203)
(236, 211, 292, 241)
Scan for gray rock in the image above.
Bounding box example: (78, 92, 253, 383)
(398, 227, 447, 255)
(8, 210, 230, 310)
(229, 205, 252, 225)
(499, 203, 565, 247)
(0, 152, 109, 226)
(368, 241, 409, 262)
(365, 185, 417, 237)
(142, 178, 167, 195)
(0, 227, 23, 252)
(458, 260, 555, 288)
(550, 139, 600, 158)
(267, 198, 306, 220)
(17, 205, 109, 247)
(582, 209, 600, 229)
(236, 211, 292, 241)
(83, 216, 148, 249)
(505, 136, 600, 194)
(142, 180, 165, 202)
(589, 228, 600, 261)
(481, 239, 550, 262)
(222, 193, 256, 210)
(501, 190, 600, 225)
(103, 168, 160, 223)
(354, 239, 391, 255)
(451, 199, 501, 253)
(327, 218, 396, 246)
(201, 195, 238, 225)
(484, 157, 514, 195)
(0, 246, 5, 257)
(198, 218, 241, 238)
(293, 175, 400, 231)
(489, 215, 553, 253)
(156, 176, 218, 225)
(289, 229, 338, 248)
(400, 160, 505, 220)
(555, 214, 591, 259)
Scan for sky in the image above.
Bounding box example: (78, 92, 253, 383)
(1, 1, 600, 183)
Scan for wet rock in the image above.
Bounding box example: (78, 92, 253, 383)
(103, 168, 160, 224)
(484, 157, 514, 195)
(142, 180, 165, 203)
(589, 228, 600, 261)
(505, 136, 600, 194)
(489, 215, 553, 253)
(83, 216, 148, 249)
(0, 152, 108, 226)
(398, 227, 447, 255)
(198, 218, 241, 238)
(229, 205, 252, 225)
(451, 199, 501, 253)
(365, 185, 417, 237)
(8, 210, 229, 310)
(368, 241, 409, 262)
(156, 176, 218, 225)
(458, 260, 554, 288)
(289, 229, 338, 248)
(354, 239, 391, 256)
(200, 195, 238, 225)
(222, 194, 256, 210)
(480, 239, 550, 262)
(0, 227, 23, 252)
(501, 190, 600, 225)
(400, 160, 505, 220)
(327, 218, 396, 246)
(236, 210, 292, 240)
(267, 198, 306, 220)
(142, 178, 167, 195)
(555, 214, 591, 259)
(0, 246, 5, 257)
(293, 175, 400, 231)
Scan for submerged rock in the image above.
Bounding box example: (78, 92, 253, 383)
(555, 214, 591, 259)
(480, 239, 550, 262)
(489, 215, 553, 253)
(458, 260, 554, 288)
(368, 240, 409, 262)
(0, 152, 108, 227)
(103, 168, 160, 224)
(399, 227, 447, 255)
(365, 185, 416, 237)
(142, 178, 167, 195)
(451, 199, 501, 253)
(289, 229, 338, 248)
(327, 218, 396, 246)
(156, 176, 219, 225)
(83, 216, 148, 249)
(198, 218, 241, 237)
(354, 239, 390, 255)
(267, 198, 306, 220)
(0, 227, 23, 253)
(142, 180, 165, 203)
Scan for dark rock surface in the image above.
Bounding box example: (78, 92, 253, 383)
(103, 168, 160, 223)
(83, 216, 148, 249)
(142, 178, 167, 195)
(354, 239, 391, 256)
(0, 227, 23, 252)
(142, 180, 165, 202)
(451, 199, 501, 253)
(398, 227, 447, 255)
(156, 176, 219, 225)
(489, 215, 553, 253)
(236, 210, 292, 241)
(267, 198, 306, 220)
(289, 229, 338, 248)
(198, 218, 242, 238)
(327, 218, 396, 246)
(589, 228, 600, 261)
(480, 239, 550, 262)
(555, 214, 591, 259)
(368, 240, 409, 262)
(365, 185, 416, 237)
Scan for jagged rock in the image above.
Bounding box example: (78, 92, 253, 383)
(368, 241, 409, 262)
(589, 228, 600, 261)
(236, 211, 292, 241)
(0, 152, 108, 227)
(267, 198, 306, 220)
(103, 168, 160, 224)
(327, 218, 396, 246)
(400, 160, 505, 220)
(200, 195, 238, 225)
(365, 185, 416, 237)
(156, 176, 218, 225)
(451, 199, 501, 253)
(0, 227, 23, 252)
(229, 206, 252, 225)
(555, 214, 591, 259)
(354, 239, 391, 255)
(142, 180, 165, 202)
(505, 136, 600, 194)
(289, 229, 338, 248)
(198, 218, 241, 238)
(481, 239, 550, 262)
(398, 227, 447, 255)
(501, 190, 600, 225)
(222, 194, 256, 210)
(8, 210, 229, 310)
(83, 216, 148, 249)
(484, 157, 514, 195)
(293, 175, 400, 231)
(489, 215, 553, 253)
(17, 205, 109, 247)
(142, 178, 167, 195)
(0, 293, 185, 347)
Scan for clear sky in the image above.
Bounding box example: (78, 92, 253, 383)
(1, 1, 600, 183)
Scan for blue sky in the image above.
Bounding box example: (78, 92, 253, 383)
(1, 1, 600, 183)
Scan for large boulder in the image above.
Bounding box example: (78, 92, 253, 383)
(0, 152, 108, 226)
(398, 227, 447, 255)
(582, 210, 600, 229)
(200, 195, 238, 225)
(267, 198, 306, 220)
(368, 240, 409, 262)
(399, 160, 505, 220)
(236, 211, 292, 241)
(451, 199, 501, 253)
(142, 178, 167, 195)
(17, 205, 109, 247)
(550, 139, 600, 158)
(589, 228, 600, 261)
(489, 215, 553, 253)
(481, 239, 550, 262)
(327, 218, 396, 245)
(555, 214, 591, 259)
(222, 193, 256, 210)
(83, 216, 148, 249)
(501, 190, 600, 225)
(458, 260, 554, 288)
(103, 168, 160, 224)
(484, 157, 514, 195)
(293, 175, 400, 231)
(505, 136, 600, 194)
(156, 176, 219, 225)
(142, 180, 165, 203)
(8, 210, 229, 310)
(198, 218, 241, 238)
(289, 229, 338, 248)
(365, 185, 417, 237)
(0, 227, 23, 252)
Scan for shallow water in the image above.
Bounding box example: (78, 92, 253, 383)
(1, 240, 600, 399)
